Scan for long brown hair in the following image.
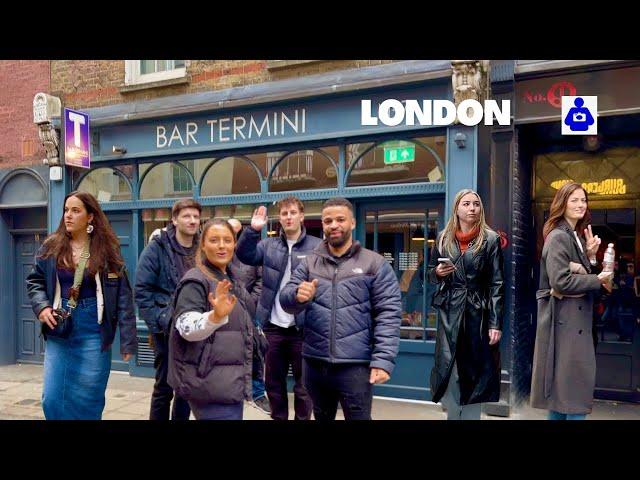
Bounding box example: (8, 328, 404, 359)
(438, 189, 494, 256)
(195, 218, 236, 278)
(39, 191, 124, 275)
(542, 182, 591, 241)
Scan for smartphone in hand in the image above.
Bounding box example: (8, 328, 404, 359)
(438, 257, 455, 267)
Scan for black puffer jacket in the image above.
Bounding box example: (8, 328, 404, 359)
(427, 229, 504, 405)
(167, 264, 255, 404)
(280, 241, 401, 374)
(236, 226, 321, 328)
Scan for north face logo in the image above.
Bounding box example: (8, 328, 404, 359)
(352, 268, 363, 274)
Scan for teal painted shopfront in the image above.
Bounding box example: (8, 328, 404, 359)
(47, 62, 484, 400)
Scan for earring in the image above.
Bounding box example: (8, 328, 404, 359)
(87, 224, 94, 234)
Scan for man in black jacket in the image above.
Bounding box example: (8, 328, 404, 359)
(236, 196, 321, 420)
(135, 199, 201, 420)
(280, 198, 401, 420)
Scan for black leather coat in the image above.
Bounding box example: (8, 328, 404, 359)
(427, 229, 504, 405)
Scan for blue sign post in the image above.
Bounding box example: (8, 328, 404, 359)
(64, 108, 90, 168)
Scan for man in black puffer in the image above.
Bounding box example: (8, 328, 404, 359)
(280, 197, 401, 420)
(135, 199, 201, 420)
(236, 196, 320, 421)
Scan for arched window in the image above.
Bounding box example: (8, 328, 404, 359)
(346, 136, 446, 187)
(268, 147, 338, 192)
(76, 167, 132, 202)
(0, 169, 47, 206)
(139, 162, 195, 200)
(200, 156, 261, 196)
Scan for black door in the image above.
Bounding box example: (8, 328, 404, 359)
(106, 212, 134, 372)
(15, 233, 45, 363)
(589, 204, 640, 402)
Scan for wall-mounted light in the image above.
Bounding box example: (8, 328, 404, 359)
(454, 132, 467, 149)
(112, 145, 127, 154)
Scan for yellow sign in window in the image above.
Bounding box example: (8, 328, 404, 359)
(551, 178, 627, 195)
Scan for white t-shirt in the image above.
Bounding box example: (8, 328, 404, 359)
(270, 239, 297, 328)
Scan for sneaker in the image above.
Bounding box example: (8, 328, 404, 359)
(251, 396, 271, 415)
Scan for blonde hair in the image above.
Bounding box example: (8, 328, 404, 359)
(438, 189, 494, 256)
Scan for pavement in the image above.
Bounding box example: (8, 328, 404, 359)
(1, 363, 639, 420)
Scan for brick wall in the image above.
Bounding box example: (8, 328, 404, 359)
(0, 61, 49, 168)
(51, 60, 397, 110)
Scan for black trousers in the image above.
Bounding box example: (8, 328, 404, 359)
(149, 332, 191, 420)
(263, 323, 313, 420)
(303, 358, 373, 421)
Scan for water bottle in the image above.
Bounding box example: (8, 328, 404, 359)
(602, 243, 615, 289)
(603, 243, 615, 273)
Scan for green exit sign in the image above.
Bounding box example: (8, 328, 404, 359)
(384, 145, 415, 164)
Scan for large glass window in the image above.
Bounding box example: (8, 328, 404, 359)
(534, 147, 640, 200)
(200, 157, 261, 196)
(76, 167, 132, 202)
(141, 208, 171, 246)
(139, 162, 194, 200)
(364, 204, 443, 341)
(346, 135, 446, 187)
(173, 160, 194, 193)
(268, 147, 338, 192)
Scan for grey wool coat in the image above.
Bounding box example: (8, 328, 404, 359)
(530, 220, 603, 414)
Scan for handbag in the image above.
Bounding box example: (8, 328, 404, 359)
(42, 240, 91, 339)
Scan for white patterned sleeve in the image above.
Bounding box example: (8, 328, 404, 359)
(175, 311, 229, 342)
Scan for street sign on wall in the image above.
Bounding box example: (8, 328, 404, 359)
(64, 108, 90, 168)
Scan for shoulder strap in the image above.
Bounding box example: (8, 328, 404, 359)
(67, 239, 91, 310)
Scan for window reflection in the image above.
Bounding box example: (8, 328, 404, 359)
(364, 206, 443, 341)
(347, 136, 446, 187)
(268, 148, 338, 192)
(77, 167, 132, 202)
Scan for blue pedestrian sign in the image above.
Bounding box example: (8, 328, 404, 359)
(562, 96, 597, 135)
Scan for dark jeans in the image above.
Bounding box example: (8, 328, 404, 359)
(264, 323, 312, 420)
(252, 347, 266, 400)
(303, 358, 373, 421)
(150, 332, 191, 420)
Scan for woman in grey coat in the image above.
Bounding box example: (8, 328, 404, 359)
(531, 182, 612, 420)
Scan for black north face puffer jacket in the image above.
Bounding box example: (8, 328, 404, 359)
(280, 241, 402, 375)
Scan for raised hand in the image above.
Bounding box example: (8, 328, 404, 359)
(296, 279, 318, 303)
(251, 206, 268, 232)
(584, 225, 601, 259)
(208, 279, 237, 323)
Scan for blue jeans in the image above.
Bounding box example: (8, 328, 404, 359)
(548, 410, 587, 420)
(252, 319, 266, 400)
(252, 379, 266, 400)
(188, 401, 244, 420)
(42, 297, 112, 420)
